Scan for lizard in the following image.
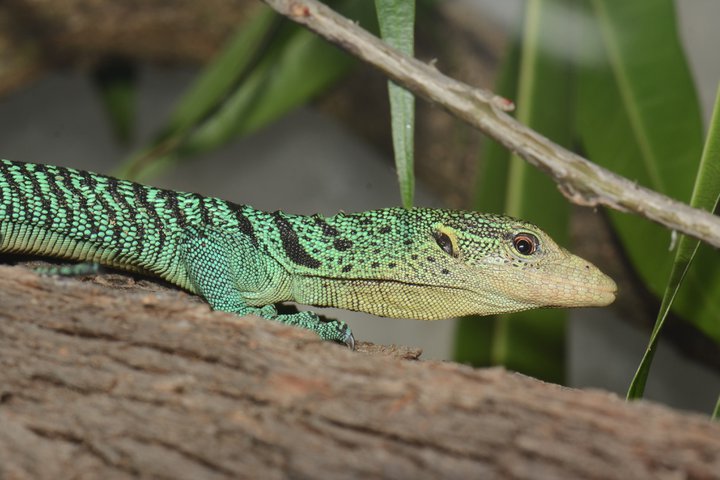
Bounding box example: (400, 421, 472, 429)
(0, 159, 617, 348)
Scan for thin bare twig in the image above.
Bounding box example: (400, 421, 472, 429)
(262, 0, 720, 249)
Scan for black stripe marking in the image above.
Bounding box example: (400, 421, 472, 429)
(93, 176, 126, 245)
(78, 169, 98, 189)
(272, 211, 321, 269)
(87, 177, 116, 239)
(106, 177, 133, 215)
(156, 188, 187, 229)
(41, 165, 75, 232)
(225, 201, 258, 247)
(58, 167, 95, 241)
(105, 176, 136, 244)
(190, 193, 212, 226)
(0, 161, 20, 222)
(133, 181, 165, 247)
(313, 215, 339, 236)
(77, 169, 102, 239)
(54, 167, 89, 235)
(24, 164, 54, 230)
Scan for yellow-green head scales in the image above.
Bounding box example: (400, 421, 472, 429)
(269, 208, 617, 319)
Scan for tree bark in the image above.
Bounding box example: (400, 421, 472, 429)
(0, 264, 718, 480)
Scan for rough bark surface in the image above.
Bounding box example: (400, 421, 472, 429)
(0, 264, 719, 480)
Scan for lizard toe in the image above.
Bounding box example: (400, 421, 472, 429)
(343, 329, 356, 350)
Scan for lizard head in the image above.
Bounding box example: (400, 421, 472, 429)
(409, 210, 617, 317)
(293, 208, 616, 320)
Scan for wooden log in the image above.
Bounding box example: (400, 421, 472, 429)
(0, 264, 718, 479)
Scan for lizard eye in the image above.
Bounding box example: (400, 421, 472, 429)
(433, 228, 459, 257)
(512, 233, 538, 256)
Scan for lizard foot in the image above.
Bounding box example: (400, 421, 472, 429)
(273, 311, 355, 349)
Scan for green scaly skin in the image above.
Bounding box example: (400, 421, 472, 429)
(0, 159, 617, 348)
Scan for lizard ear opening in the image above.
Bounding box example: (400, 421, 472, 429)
(432, 226, 460, 258)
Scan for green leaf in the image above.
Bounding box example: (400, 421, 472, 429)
(576, 1, 702, 291)
(184, 2, 375, 153)
(117, 6, 278, 179)
(120, 1, 375, 182)
(375, 0, 415, 208)
(165, 7, 279, 137)
(92, 59, 137, 144)
(456, 0, 574, 383)
(713, 394, 720, 421)
(627, 83, 720, 400)
(576, 1, 720, 345)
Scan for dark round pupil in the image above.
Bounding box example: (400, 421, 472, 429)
(513, 234, 536, 255)
(516, 239, 531, 254)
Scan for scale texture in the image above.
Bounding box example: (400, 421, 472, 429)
(0, 159, 616, 345)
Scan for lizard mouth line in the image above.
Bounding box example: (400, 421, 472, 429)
(298, 270, 617, 309)
(300, 272, 616, 293)
(299, 273, 472, 293)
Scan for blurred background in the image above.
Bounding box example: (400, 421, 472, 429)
(0, 0, 719, 414)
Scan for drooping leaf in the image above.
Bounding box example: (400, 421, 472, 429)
(119, 1, 376, 182)
(181, 0, 376, 157)
(117, 5, 279, 179)
(628, 83, 720, 400)
(183, 22, 358, 152)
(375, 0, 416, 208)
(164, 7, 279, 137)
(576, 0, 716, 343)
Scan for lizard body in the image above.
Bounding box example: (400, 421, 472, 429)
(0, 159, 616, 347)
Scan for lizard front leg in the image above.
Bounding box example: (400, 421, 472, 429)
(180, 227, 354, 348)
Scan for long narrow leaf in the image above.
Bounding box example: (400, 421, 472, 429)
(627, 83, 720, 400)
(183, 1, 374, 156)
(117, 6, 278, 179)
(576, 1, 718, 344)
(120, 1, 374, 182)
(375, 0, 415, 208)
(164, 7, 279, 136)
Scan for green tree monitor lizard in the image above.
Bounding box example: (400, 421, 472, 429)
(0, 159, 616, 348)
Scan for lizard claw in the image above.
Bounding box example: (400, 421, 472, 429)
(343, 330, 356, 350)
